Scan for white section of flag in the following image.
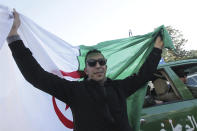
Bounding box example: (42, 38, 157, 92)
(0, 5, 13, 49)
(0, 5, 80, 131)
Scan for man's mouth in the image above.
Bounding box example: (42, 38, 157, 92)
(94, 72, 104, 75)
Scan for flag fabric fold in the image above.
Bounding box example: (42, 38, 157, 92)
(0, 5, 13, 49)
(0, 5, 174, 131)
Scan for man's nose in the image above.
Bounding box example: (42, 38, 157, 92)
(95, 62, 101, 68)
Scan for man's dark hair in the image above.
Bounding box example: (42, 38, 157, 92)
(85, 49, 103, 63)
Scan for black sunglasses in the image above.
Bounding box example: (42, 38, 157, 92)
(86, 58, 107, 67)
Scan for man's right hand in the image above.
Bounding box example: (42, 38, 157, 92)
(8, 9, 21, 37)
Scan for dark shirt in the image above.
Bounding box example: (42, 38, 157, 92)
(9, 40, 162, 131)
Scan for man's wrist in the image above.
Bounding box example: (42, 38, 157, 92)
(154, 45, 163, 49)
(7, 35, 21, 44)
(8, 30, 18, 37)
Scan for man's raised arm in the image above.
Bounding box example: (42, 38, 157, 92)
(7, 9, 77, 105)
(117, 36, 163, 98)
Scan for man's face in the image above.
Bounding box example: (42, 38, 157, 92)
(180, 76, 187, 84)
(85, 53, 107, 82)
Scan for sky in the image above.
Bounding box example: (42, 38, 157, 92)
(0, 0, 196, 50)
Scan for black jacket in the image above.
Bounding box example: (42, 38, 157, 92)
(9, 40, 162, 131)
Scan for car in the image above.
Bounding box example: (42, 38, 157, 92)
(140, 59, 197, 131)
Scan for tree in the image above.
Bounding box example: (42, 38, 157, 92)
(189, 50, 197, 59)
(162, 26, 196, 62)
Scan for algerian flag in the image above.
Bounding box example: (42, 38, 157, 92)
(0, 5, 174, 131)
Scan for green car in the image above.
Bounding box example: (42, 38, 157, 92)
(140, 59, 197, 131)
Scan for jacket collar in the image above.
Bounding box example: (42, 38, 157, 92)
(83, 77, 112, 87)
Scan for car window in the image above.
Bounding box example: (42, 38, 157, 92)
(143, 70, 180, 108)
(143, 64, 197, 108)
(187, 77, 197, 86)
(194, 75, 197, 81)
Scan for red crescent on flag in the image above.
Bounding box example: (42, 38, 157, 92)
(52, 96, 74, 129)
(52, 70, 83, 129)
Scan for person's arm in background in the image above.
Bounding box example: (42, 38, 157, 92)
(7, 9, 77, 105)
(118, 36, 164, 98)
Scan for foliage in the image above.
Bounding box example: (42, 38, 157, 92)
(162, 26, 197, 62)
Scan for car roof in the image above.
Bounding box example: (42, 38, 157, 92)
(157, 59, 197, 69)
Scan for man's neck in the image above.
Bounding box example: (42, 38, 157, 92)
(87, 78, 107, 86)
(99, 78, 107, 86)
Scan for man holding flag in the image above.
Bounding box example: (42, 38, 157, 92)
(7, 10, 163, 131)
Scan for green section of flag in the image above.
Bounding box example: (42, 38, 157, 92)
(78, 25, 174, 131)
